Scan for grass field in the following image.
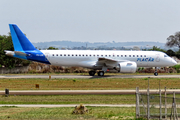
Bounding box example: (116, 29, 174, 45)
(0, 77, 180, 90)
(0, 95, 135, 104)
(0, 106, 136, 120)
(0, 76, 179, 119)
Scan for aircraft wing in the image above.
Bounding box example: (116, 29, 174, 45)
(98, 57, 118, 62)
(96, 57, 129, 67)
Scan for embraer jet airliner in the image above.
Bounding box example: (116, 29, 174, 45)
(5, 24, 177, 76)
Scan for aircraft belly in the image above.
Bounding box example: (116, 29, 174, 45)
(49, 58, 79, 66)
(49, 57, 94, 67)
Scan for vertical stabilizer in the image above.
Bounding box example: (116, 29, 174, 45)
(9, 24, 36, 51)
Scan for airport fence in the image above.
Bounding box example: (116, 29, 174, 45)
(136, 87, 180, 120)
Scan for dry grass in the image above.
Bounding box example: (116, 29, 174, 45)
(0, 77, 180, 90)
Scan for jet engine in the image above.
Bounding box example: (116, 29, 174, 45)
(115, 61, 137, 73)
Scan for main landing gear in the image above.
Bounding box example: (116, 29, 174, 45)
(154, 67, 158, 76)
(89, 71, 105, 77)
(89, 71, 96, 76)
(98, 71, 104, 76)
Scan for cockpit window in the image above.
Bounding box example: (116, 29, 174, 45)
(164, 54, 168, 57)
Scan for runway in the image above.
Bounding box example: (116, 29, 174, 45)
(0, 89, 180, 95)
(0, 74, 180, 79)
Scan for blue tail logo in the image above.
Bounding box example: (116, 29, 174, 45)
(8, 24, 50, 64)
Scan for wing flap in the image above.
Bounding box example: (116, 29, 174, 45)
(98, 57, 117, 62)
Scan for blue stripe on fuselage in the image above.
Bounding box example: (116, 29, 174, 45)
(25, 50, 50, 64)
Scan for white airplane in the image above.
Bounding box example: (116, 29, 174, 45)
(5, 24, 177, 76)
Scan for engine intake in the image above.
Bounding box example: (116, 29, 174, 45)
(115, 62, 137, 73)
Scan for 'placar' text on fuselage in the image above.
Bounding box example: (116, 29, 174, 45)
(137, 57, 154, 62)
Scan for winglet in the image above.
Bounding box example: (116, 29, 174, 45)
(9, 24, 36, 51)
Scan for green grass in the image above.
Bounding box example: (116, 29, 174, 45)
(1, 94, 180, 105)
(0, 77, 180, 90)
(0, 106, 136, 120)
(0, 95, 135, 104)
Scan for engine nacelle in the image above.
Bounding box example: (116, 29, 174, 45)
(115, 62, 137, 73)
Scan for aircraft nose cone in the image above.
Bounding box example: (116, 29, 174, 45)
(172, 59, 177, 66)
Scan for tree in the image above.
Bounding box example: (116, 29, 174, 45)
(47, 46, 58, 50)
(166, 49, 175, 56)
(166, 31, 180, 49)
(132, 46, 140, 50)
(149, 46, 166, 53)
(0, 33, 30, 68)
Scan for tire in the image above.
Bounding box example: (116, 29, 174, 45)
(98, 71, 104, 76)
(89, 71, 95, 76)
(154, 72, 158, 76)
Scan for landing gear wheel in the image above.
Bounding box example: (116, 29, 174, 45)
(89, 71, 96, 76)
(154, 67, 158, 76)
(154, 72, 158, 76)
(98, 71, 104, 76)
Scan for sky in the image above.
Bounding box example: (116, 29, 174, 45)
(1, 0, 180, 43)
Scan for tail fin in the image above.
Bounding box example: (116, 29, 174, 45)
(9, 24, 36, 51)
(8, 24, 50, 64)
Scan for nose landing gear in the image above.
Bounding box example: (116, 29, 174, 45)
(154, 67, 158, 76)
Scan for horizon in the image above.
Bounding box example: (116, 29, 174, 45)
(32, 40, 166, 44)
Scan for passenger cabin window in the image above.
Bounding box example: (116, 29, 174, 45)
(101, 55, 103, 57)
(129, 55, 131, 57)
(68, 54, 70, 56)
(105, 55, 107, 57)
(117, 55, 119, 57)
(125, 55, 127, 57)
(52, 54, 54, 56)
(60, 54, 62, 56)
(72, 54, 74, 56)
(90, 55, 91, 56)
(133, 55, 135, 57)
(144, 55, 146, 57)
(56, 54, 58, 56)
(79, 55, 81, 56)
(76, 54, 77, 56)
(109, 55, 111, 57)
(93, 55, 95, 57)
(64, 54, 66, 56)
(82, 55, 84, 56)
(86, 55, 88, 56)
(97, 55, 99, 57)
(137, 55, 139, 57)
(113, 55, 115, 57)
(140, 55, 142, 57)
(121, 55, 123, 57)
(164, 55, 168, 57)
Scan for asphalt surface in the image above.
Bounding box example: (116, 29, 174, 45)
(1, 89, 180, 95)
(0, 74, 180, 79)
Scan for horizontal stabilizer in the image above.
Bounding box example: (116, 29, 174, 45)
(4, 50, 27, 57)
(14, 51, 27, 56)
(4, 50, 14, 57)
